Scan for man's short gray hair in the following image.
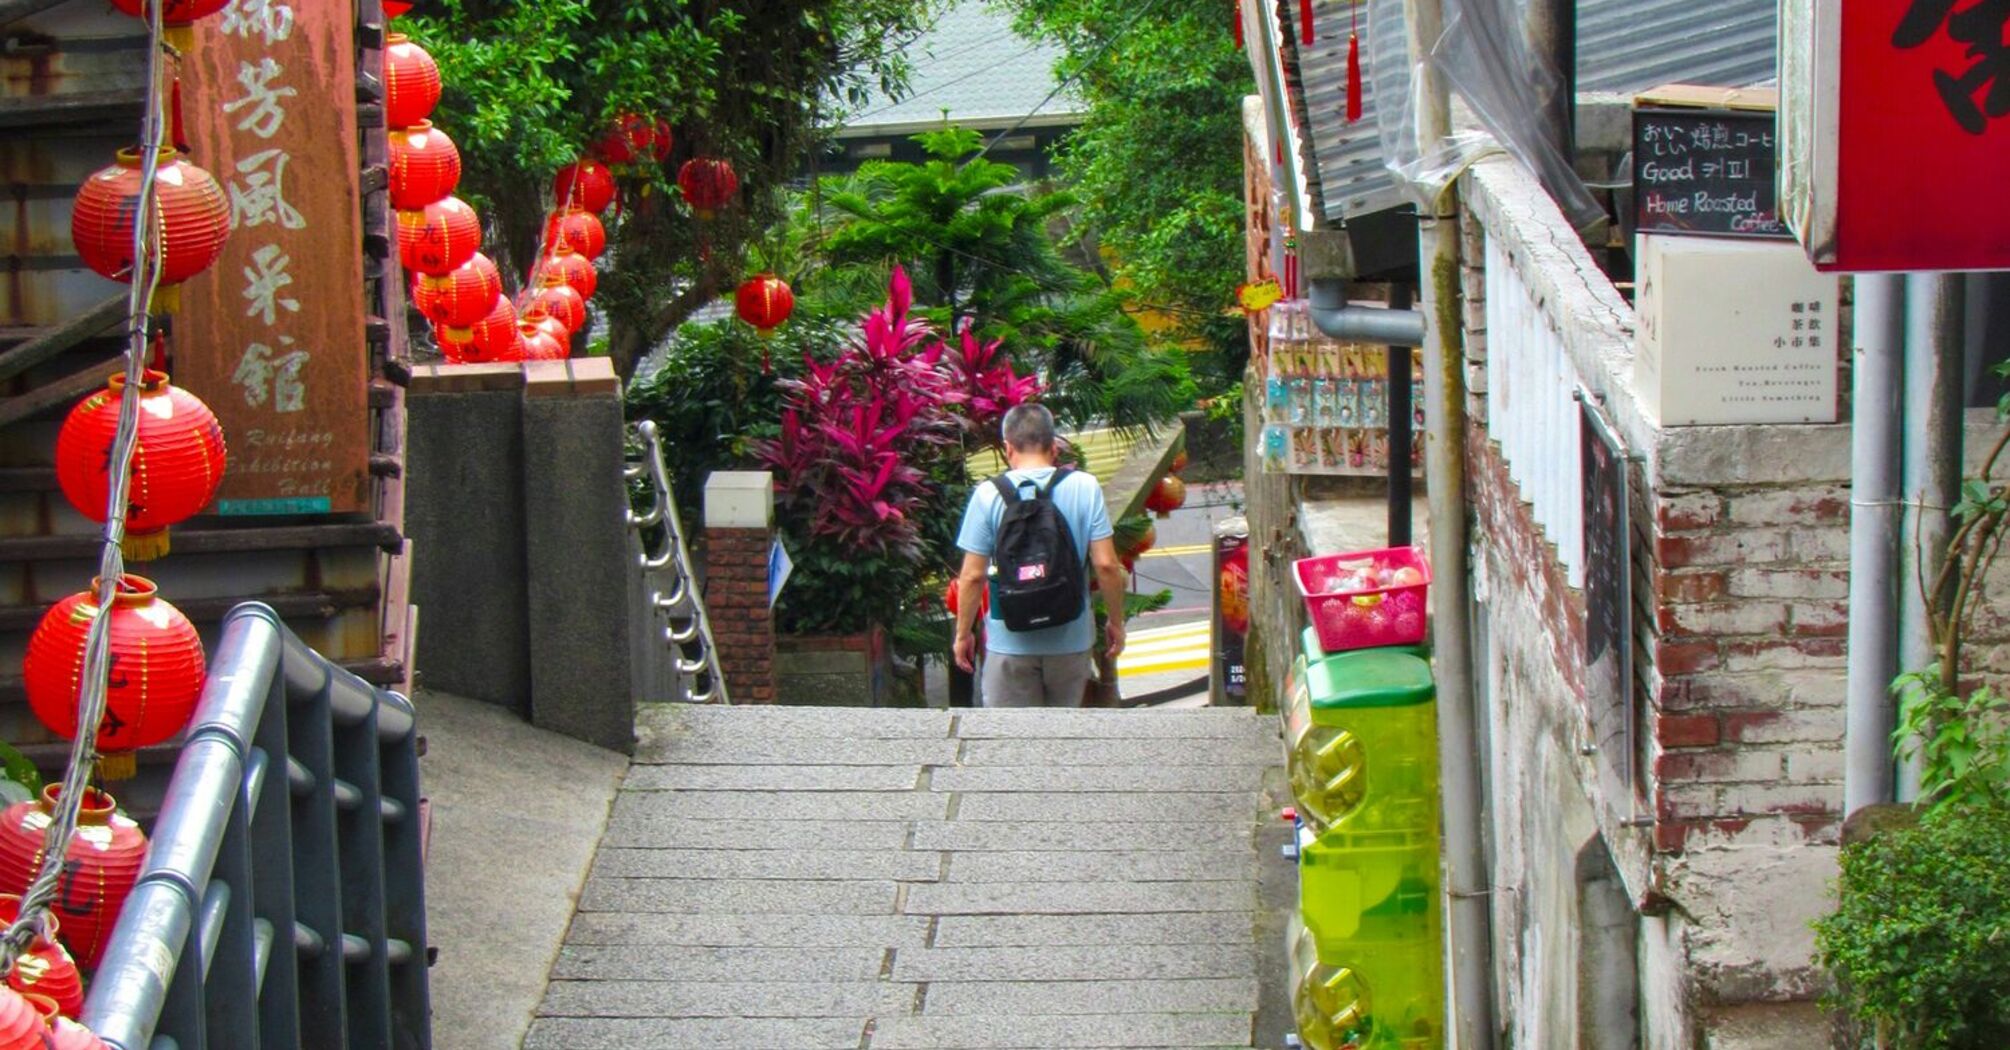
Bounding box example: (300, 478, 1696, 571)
(1001, 403, 1056, 452)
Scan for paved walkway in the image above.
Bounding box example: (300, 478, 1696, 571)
(526, 703, 1288, 1049)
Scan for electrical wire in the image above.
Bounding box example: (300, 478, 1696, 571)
(0, 2, 167, 970)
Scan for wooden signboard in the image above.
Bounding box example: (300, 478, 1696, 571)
(1633, 85, 1788, 240)
(174, 1, 371, 515)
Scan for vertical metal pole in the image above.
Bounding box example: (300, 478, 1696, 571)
(1388, 286, 1415, 547)
(1845, 274, 1904, 814)
(1896, 272, 1965, 802)
(1409, 0, 1497, 1042)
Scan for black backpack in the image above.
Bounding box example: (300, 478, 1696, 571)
(989, 468, 1087, 632)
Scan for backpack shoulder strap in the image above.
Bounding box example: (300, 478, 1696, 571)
(990, 473, 1020, 503)
(1036, 466, 1075, 499)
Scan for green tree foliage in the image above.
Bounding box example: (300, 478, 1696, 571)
(403, 0, 933, 376)
(1815, 803, 2010, 1048)
(815, 127, 1194, 431)
(1001, 0, 1252, 388)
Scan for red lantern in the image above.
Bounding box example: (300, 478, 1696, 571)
(552, 160, 615, 215)
(466, 294, 521, 362)
(396, 195, 481, 277)
(24, 575, 205, 766)
(676, 157, 739, 218)
(44, 1016, 109, 1050)
(0, 897, 82, 1018)
(536, 245, 598, 301)
(1145, 474, 1187, 518)
(525, 275, 586, 335)
(55, 370, 227, 562)
(388, 121, 461, 212)
(385, 0, 414, 15)
(651, 118, 674, 162)
(1117, 522, 1157, 560)
(591, 113, 658, 167)
(109, 0, 228, 50)
(541, 209, 606, 260)
(71, 147, 230, 314)
(1170, 450, 1190, 475)
(0, 987, 43, 1050)
(430, 323, 472, 364)
(517, 321, 568, 361)
(383, 33, 440, 129)
(523, 308, 570, 349)
(734, 273, 795, 338)
(416, 252, 502, 340)
(0, 787, 148, 969)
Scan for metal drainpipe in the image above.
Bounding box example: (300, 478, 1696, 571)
(1308, 276, 1427, 346)
(1845, 274, 1904, 814)
(1895, 273, 1966, 802)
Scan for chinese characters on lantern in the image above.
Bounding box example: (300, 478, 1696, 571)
(175, 0, 373, 513)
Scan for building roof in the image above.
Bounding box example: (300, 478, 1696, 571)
(837, 1, 1086, 138)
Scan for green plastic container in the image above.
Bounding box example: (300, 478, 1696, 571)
(1289, 912, 1443, 1050)
(1285, 649, 1438, 834)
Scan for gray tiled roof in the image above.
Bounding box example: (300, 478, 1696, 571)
(838, 1, 1086, 135)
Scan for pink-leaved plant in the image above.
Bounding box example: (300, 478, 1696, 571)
(758, 266, 1040, 559)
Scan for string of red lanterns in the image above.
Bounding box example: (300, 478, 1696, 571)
(2, 8, 251, 1036)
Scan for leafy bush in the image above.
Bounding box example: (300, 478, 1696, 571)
(1815, 802, 2010, 1048)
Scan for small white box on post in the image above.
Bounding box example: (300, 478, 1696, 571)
(704, 471, 775, 529)
(1633, 234, 1841, 426)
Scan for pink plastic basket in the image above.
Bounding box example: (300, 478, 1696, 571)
(1293, 546, 1433, 654)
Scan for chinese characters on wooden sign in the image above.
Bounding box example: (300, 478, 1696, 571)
(175, 0, 371, 515)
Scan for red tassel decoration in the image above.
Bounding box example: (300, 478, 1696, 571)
(1347, 33, 1363, 122)
(1233, 0, 1243, 48)
(169, 76, 189, 154)
(1301, 0, 1315, 43)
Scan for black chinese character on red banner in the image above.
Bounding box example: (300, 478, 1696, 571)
(1894, 0, 2010, 134)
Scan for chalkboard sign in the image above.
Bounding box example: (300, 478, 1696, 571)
(1579, 392, 1637, 806)
(1633, 107, 1788, 239)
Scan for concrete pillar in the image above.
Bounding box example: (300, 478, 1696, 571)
(406, 359, 638, 753)
(521, 359, 637, 752)
(407, 364, 533, 717)
(703, 472, 778, 704)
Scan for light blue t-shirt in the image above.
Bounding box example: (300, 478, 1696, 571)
(956, 467, 1113, 656)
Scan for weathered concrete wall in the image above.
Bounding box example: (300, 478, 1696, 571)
(1461, 155, 1855, 1047)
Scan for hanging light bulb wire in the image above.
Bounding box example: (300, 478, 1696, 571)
(0, 0, 169, 969)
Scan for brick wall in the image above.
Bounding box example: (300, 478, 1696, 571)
(1649, 484, 1852, 854)
(702, 527, 777, 704)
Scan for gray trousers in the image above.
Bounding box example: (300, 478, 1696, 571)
(979, 651, 1092, 708)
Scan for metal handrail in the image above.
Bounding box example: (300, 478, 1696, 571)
(81, 604, 431, 1050)
(627, 420, 729, 704)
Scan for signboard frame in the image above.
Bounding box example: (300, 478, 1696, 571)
(1579, 389, 1639, 810)
(1632, 101, 1790, 241)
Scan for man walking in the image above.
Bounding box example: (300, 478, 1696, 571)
(952, 404, 1130, 707)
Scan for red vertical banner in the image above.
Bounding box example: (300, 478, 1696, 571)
(173, 0, 372, 514)
(1832, 0, 2010, 271)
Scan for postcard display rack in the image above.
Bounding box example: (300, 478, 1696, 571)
(1260, 301, 1426, 476)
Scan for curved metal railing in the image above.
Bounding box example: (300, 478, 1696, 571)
(80, 604, 431, 1050)
(625, 420, 728, 704)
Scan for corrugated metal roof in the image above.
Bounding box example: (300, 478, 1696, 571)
(1291, 2, 1413, 223)
(1282, 0, 1778, 225)
(1577, 0, 1776, 93)
(838, 1, 1084, 136)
